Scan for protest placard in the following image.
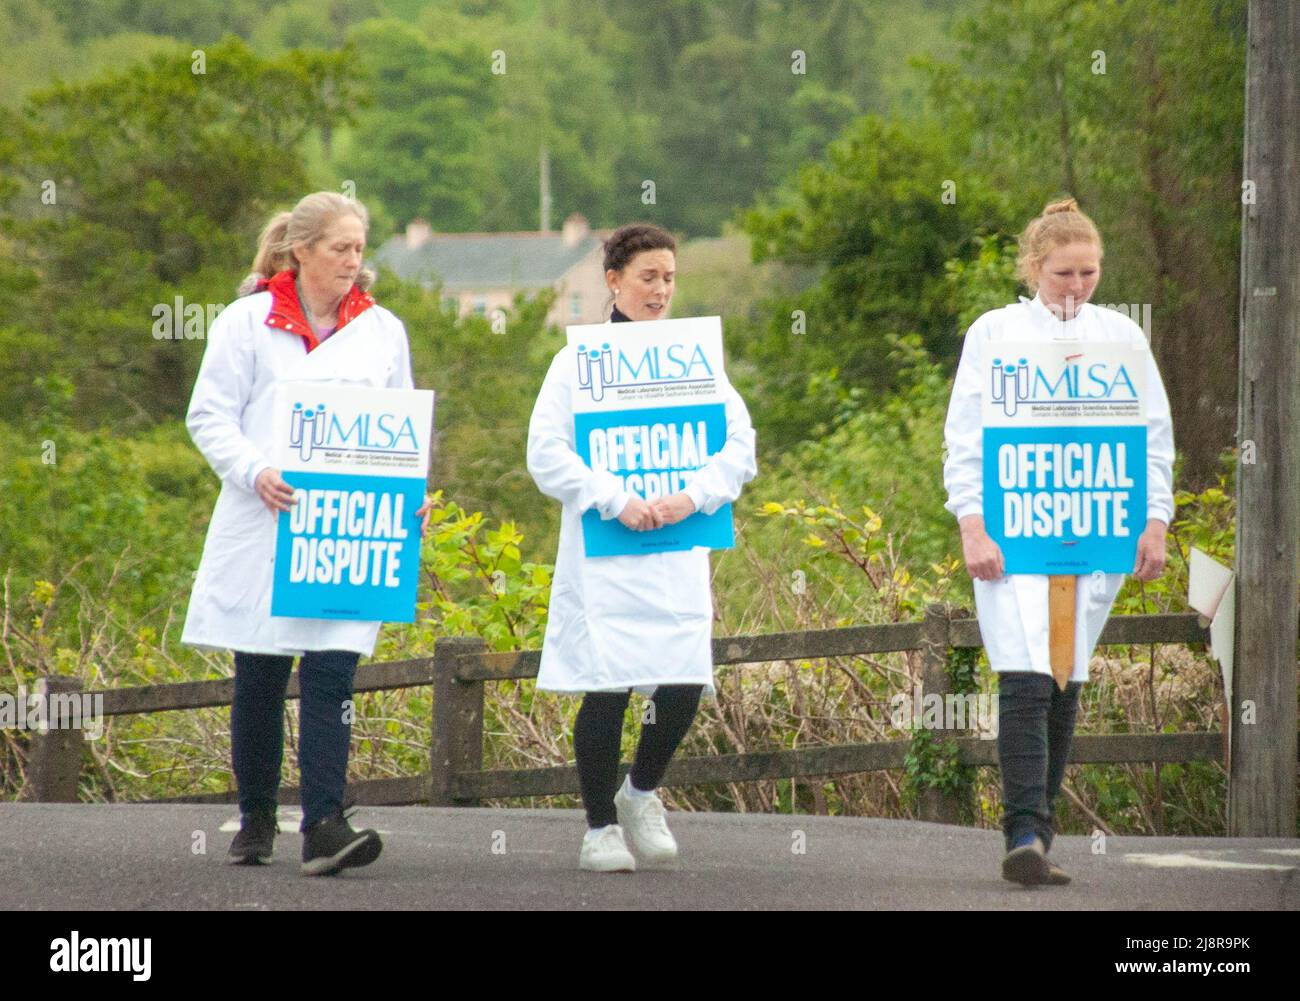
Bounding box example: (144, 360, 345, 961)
(270, 383, 434, 621)
(982, 342, 1147, 574)
(566, 316, 734, 557)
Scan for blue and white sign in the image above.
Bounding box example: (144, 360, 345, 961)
(983, 342, 1147, 573)
(271, 383, 434, 621)
(566, 316, 735, 557)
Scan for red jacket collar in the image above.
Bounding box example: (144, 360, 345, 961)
(258, 269, 376, 352)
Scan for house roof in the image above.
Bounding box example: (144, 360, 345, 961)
(374, 231, 606, 291)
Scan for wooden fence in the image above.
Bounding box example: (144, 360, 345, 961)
(22, 605, 1287, 825)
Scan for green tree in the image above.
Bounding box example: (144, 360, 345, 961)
(0, 37, 363, 426)
(331, 18, 494, 231)
(922, 0, 1246, 486)
(39, 0, 263, 44)
(739, 114, 1013, 446)
(571, 0, 958, 235)
(412, 3, 635, 232)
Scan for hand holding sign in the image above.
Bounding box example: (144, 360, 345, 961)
(618, 496, 663, 531)
(959, 515, 1005, 580)
(651, 492, 696, 526)
(1132, 519, 1167, 581)
(255, 467, 296, 514)
(414, 492, 433, 536)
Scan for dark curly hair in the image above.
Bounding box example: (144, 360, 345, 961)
(602, 223, 677, 273)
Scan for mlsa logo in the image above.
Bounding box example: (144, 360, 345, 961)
(577, 343, 615, 402)
(991, 353, 1137, 417)
(575, 341, 714, 401)
(289, 402, 419, 461)
(991, 357, 1031, 418)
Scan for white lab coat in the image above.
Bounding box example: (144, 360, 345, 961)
(181, 291, 415, 657)
(942, 295, 1175, 681)
(527, 346, 758, 694)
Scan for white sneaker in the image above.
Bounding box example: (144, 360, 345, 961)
(614, 777, 679, 861)
(579, 824, 636, 872)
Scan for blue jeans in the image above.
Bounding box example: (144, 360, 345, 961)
(996, 672, 1083, 852)
(231, 649, 360, 831)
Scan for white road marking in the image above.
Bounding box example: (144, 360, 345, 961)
(1124, 852, 1295, 871)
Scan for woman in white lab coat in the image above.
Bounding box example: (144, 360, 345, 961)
(527, 223, 757, 872)
(182, 192, 430, 876)
(943, 198, 1174, 885)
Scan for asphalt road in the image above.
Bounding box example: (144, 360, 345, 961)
(2, 804, 1297, 910)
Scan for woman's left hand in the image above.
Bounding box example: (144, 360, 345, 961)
(1133, 519, 1168, 581)
(414, 493, 433, 536)
(651, 492, 696, 527)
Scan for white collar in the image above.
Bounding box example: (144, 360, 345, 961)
(1020, 293, 1088, 336)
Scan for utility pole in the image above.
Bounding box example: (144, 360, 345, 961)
(539, 144, 552, 233)
(1231, 0, 1298, 837)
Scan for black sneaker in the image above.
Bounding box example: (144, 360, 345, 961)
(1001, 834, 1051, 886)
(301, 809, 383, 876)
(228, 808, 279, 865)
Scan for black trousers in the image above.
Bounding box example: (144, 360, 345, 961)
(231, 649, 359, 831)
(573, 685, 703, 828)
(996, 671, 1083, 852)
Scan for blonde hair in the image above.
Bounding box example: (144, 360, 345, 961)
(1016, 197, 1102, 293)
(238, 192, 374, 297)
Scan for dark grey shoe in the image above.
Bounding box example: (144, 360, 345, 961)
(228, 809, 278, 865)
(1001, 835, 1051, 886)
(301, 810, 382, 876)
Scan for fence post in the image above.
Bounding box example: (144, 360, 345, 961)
(917, 604, 966, 824)
(429, 637, 485, 807)
(21, 676, 85, 803)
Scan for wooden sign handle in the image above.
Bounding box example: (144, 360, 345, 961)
(1048, 575, 1075, 691)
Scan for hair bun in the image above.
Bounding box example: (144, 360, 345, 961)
(1015, 196, 1101, 294)
(1043, 198, 1079, 215)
